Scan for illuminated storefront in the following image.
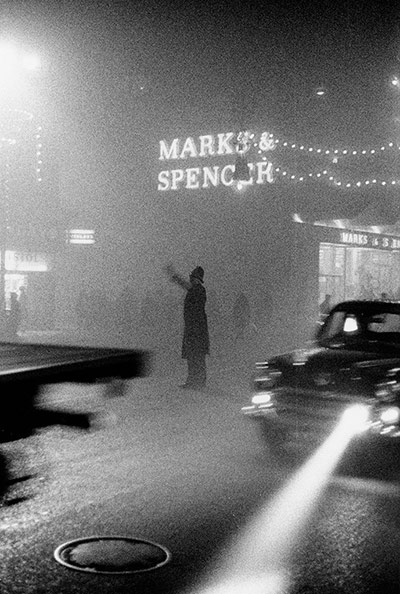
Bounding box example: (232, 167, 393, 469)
(3, 250, 54, 328)
(319, 238, 400, 304)
(294, 222, 400, 315)
(140, 127, 400, 353)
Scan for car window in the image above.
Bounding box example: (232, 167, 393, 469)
(323, 311, 346, 338)
(320, 309, 400, 346)
(367, 313, 400, 333)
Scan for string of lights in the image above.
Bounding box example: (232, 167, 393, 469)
(273, 139, 399, 156)
(236, 130, 400, 188)
(274, 167, 400, 188)
(0, 110, 43, 184)
(35, 125, 42, 183)
(251, 133, 399, 157)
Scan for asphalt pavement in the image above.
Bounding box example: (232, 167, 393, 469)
(0, 365, 400, 594)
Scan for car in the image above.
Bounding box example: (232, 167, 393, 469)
(242, 300, 400, 468)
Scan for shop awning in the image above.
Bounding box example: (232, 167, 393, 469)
(291, 181, 400, 228)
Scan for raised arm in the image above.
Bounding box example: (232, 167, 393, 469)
(164, 264, 191, 291)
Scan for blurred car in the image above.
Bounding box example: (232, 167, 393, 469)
(242, 300, 400, 462)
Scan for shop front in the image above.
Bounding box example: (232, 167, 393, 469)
(319, 233, 400, 304)
(4, 250, 55, 330)
(293, 221, 400, 322)
(134, 127, 400, 356)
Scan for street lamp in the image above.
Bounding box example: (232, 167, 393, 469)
(0, 41, 40, 75)
(0, 41, 40, 110)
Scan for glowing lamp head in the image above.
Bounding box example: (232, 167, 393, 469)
(22, 53, 41, 71)
(340, 404, 370, 435)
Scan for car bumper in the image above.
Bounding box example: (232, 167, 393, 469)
(241, 398, 400, 440)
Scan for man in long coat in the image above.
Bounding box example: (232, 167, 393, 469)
(166, 265, 210, 389)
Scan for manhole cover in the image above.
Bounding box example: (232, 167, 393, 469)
(54, 536, 171, 574)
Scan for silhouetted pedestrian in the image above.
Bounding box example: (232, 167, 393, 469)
(232, 292, 251, 341)
(165, 265, 210, 389)
(18, 286, 28, 331)
(319, 294, 332, 317)
(8, 292, 21, 340)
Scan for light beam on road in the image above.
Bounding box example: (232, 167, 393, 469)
(188, 404, 370, 594)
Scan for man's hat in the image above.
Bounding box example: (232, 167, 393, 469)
(190, 266, 204, 282)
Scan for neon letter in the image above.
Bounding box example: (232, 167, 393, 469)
(159, 139, 180, 160)
(256, 161, 274, 184)
(157, 170, 171, 191)
(186, 168, 200, 189)
(221, 164, 235, 186)
(199, 135, 215, 157)
(217, 133, 235, 155)
(180, 137, 198, 159)
(170, 169, 185, 190)
(202, 166, 219, 188)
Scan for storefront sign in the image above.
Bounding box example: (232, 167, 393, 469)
(67, 230, 95, 245)
(338, 230, 400, 250)
(158, 131, 276, 191)
(5, 251, 49, 272)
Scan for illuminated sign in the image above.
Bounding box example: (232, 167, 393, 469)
(157, 131, 276, 191)
(67, 229, 95, 245)
(338, 230, 400, 250)
(5, 251, 49, 272)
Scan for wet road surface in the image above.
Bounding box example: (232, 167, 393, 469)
(0, 369, 399, 593)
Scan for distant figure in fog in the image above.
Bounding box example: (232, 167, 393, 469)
(232, 292, 251, 341)
(76, 289, 91, 330)
(165, 264, 209, 389)
(319, 294, 332, 316)
(115, 285, 138, 344)
(8, 292, 21, 339)
(18, 286, 28, 331)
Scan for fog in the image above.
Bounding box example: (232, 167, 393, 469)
(1, 0, 399, 373)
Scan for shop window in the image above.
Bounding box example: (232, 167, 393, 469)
(320, 242, 400, 305)
(319, 244, 345, 305)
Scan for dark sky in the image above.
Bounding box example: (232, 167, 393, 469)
(4, 0, 400, 137)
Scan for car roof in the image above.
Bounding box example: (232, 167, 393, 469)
(331, 300, 400, 314)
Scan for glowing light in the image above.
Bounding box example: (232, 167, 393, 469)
(251, 393, 272, 405)
(22, 53, 41, 71)
(68, 229, 95, 245)
(380, 406, 400, 425)
(339, 404, 370, 435)
(0, 42, 41, 97)
(344, 317, 359, 333)
(190, 407, 363, 594)
(158, 130, 400, 192)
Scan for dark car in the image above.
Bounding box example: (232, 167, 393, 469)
(242, 300, 400, 467)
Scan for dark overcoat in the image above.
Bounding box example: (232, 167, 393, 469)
(182, 283, 210, 359)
